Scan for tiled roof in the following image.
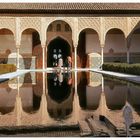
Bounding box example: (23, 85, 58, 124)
(0, 3, 139, 10)
(0, 3, 140, 14)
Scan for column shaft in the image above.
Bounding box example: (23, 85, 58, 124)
(74, 47, 77, 70)
(127, 48, 130, 64)
(16, 46, 20, 70)
(42, 46, 45, 70)
(101, 45, 104, 66)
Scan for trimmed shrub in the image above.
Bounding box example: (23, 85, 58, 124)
(0, 64, 16, 74)
(102, 63, 140, 75)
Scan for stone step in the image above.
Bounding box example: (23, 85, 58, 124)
(86, 117, 115, 137)
(78, 121, 92, 137)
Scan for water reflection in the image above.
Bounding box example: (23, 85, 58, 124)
(0, 80, 16, 114)
(47, 72, 74, 120)
(77, 72, 102, 110)
(127, 84, 140, 114)
(47, 72, 73, 103)
(0, 71, 140, 127)
(21, 72, 42, 113)
(104, 77, 127, 110)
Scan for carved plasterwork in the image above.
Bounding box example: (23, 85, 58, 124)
(20, 17, 41, 35)
(104, 17, 127, 37)
(0, 17, 16, 36)
(130, 17, 140, 32)
(78, 17, 100, 37)
(45, 17, 74, 32)
(45, 17, 75, 45)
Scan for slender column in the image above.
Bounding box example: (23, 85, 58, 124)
(126, 40, 130, 64)
(101, 44, 104, 66)
(74, 46, 77, 70)
(16, 45, 20, 70)
(42, 45, 45, 70)
(127, 47, 130, 64)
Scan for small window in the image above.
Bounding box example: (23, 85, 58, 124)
(65, 24, 70, 32)
(56, 24, 61, 31)
(48, 24, 53, 31)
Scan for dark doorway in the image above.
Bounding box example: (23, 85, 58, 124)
(47, 37, 71, 67)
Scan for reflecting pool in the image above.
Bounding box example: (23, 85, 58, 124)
(0, 71, 140, 129)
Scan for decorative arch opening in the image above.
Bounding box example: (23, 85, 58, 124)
(105, 28, 126, 63)
(129, 28, 140, 63)
(47, 37, 71, 67)
(0, 28, 16, 66)
(78, 28, 100, 68)
(47, 20, 73, 68)
(21, 28, 41, 69)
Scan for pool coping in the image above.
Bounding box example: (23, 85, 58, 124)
(91, 69, 140, 84)
(1, 68, 140, 84)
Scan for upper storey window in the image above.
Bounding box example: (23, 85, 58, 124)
(56, 24, 61, 31)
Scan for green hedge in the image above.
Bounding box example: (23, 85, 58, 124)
(102, 63, 140, 75)
(0, 64, 16, 74)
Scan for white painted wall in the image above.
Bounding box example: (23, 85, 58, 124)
(130, 34, 140, 53)
(0, 35, 16, 53)
(0, 34, 32, 54)
(86, 33, 100, 54)
(105, 34, 126, 53)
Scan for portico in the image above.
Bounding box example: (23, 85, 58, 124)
(0, 3, 140, 70)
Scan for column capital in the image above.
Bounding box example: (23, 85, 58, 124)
(41, 45, 46, 48)
(16, 45, 20, 49)
(100, 44, 105, 48)
(74, 44, 78, 48)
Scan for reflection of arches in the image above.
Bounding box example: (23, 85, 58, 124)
(77, 72, 87, 108)
(47, 73, 72, 103)
(104, 82, 127, 110)
(105, 28, 126, 63)
(0, 88, 16, 114)
(21, 86, 41, 113)
(47, 72, 73, 120)
(47, 37, 71, 67)
(127, 85, 140, 113)
(21, 72, 42, 113)
(77, 72, 101, 110)
(78, 28, 100, 68)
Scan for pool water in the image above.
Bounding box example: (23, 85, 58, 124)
(0, 71, 140, 129)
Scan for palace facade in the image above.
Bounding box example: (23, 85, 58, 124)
(0, 3, 140, 69)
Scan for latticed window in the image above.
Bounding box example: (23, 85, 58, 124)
(56, 24, 61, 31)
(65, 24, 70, 32)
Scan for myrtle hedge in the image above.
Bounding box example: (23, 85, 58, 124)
(102, 63, 140, 75)
(0, 64, 16, 74)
